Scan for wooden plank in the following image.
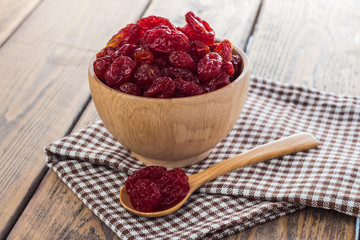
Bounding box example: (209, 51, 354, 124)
(0, 0, 149, 238)
(8, 0, 261, 239)
(7, 103, 114, 240)
(248, 0, 360, 95)
(233, 208, 355, 239)
(0, 0, 42, 46)
(8, 170, 120, 240)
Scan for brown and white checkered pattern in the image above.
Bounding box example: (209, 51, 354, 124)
(45, 77, 360, 239)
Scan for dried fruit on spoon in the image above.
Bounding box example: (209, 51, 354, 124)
(93, 12, 243, 98)
(125, 166, 190, 212)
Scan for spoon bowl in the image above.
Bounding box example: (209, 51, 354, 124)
(119, 132, 318, 217)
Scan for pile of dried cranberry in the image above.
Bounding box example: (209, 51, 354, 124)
(125, 166, 190, 212)
(93, 12, 242, 98)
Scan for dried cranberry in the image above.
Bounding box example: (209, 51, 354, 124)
(116, 82, 141, 96)
(221, 61, 234, 76)
(94, 12, 241, 97)
(96, 46, 117, 58)
(181, 11, 215, 46)
(214, 39, 233, 63)
(155, 168, 190, 210)
(134, 47, 154, 64)
(104, 56, 136, 87)
(125, 166, 167, 195)
(169, 51, 196, 71)
(93, 56, 111, 80)
(128, 179, 161, 212)
(144, 77, 176, 98)
(161, 66, 199, 84)
(113, 44, 138, 59)
(174, 77, 204, 97)
(137, 16, 176, 37)
(230, 54, 243, 81)
(189, 40, 210, 62)
(202, 72, 230, 93)
(209, 43, 219, 52)
(141, 26, 189, 54)
(133, 63, 161, 90)
(125, 166, 190, 212)
(106, 23, 140, 48)
(197, 52, 223, 83)
(153, 54, 170, 68)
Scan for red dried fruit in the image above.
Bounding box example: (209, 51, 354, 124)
(181, 11, 215, 46)
(197, 52, 223, 83)
(134, 47, 154, 64)
(161, 66, 199, 84)
(144, 77, 176, 98)
(94, 12, 242, 97)
(174, 77, 204, 97)
(112, 44, 138, 59)
(133, 63, 161, 90)
(169, 51, 197, 71)
(221, 61, 234, 76)
(116, 82, 141, 96)
(189, 40, 210, 62)
(155, 168, 190, 210)
(93, 56, 111, 80)
(202, 72, 230, 93)
(209, 43, 219, 52)
(106, 23, 140, 48)
(230, 54, 243, 81)
(96, 46, 117, 58)
(125, 166, 190, 212)
(125, 166, 167, 195)
(104, 56, 136, 87)
(128, 179, 161, 212)
(137, 15, 176, 37)
(214, 39, 233, 63)
(153, 54, 169, 68)
(141, 26, 189, 54)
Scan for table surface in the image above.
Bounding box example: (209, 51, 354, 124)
(1, 0, 359, 239)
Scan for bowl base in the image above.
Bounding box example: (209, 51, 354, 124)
(131, 150, 212, 168)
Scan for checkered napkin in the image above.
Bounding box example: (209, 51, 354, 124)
(45, 77, 360, 239)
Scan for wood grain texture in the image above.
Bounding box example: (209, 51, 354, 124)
(7, 102, 116, 240)
(232, 208, 355, 240)
(8, 170, 119, 240)
(0, 0, 149, 238)
(248, 0, 360, 95)
(0, 0, 42, 46)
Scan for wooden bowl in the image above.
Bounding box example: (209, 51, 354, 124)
(88, 45, 250, 168)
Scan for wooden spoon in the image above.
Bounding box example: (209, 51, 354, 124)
(119, 132, 318, 217)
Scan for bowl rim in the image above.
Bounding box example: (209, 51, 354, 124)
(89, 42, 250, 102)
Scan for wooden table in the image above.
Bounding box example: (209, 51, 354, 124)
(1, 0, 359, 239)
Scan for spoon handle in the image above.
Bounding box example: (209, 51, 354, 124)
(189, 132, 318, 190)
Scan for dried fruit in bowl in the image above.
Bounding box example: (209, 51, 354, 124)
(93, 12, 243, 97)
